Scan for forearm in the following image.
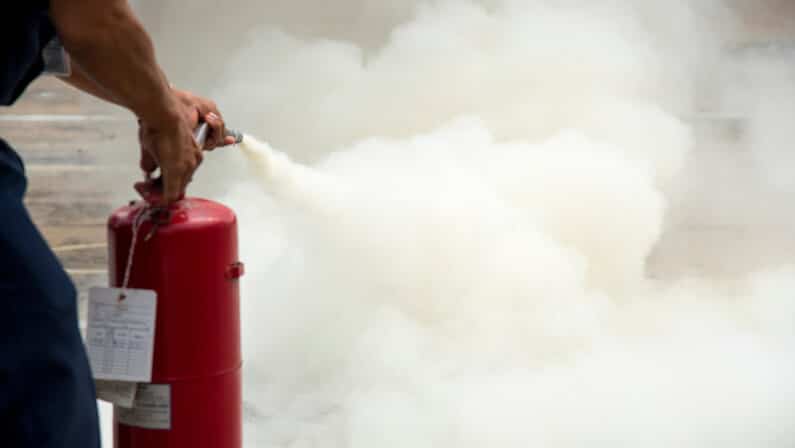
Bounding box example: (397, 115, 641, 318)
(49, 0, 179, 123)
(59, 61, 124, 107)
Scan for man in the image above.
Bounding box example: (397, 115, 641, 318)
(1, 1, 233, 445)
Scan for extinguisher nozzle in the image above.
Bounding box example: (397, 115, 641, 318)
(195, 124, 244, 147)
(225, 128, 244, 144)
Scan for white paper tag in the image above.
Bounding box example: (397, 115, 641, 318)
(116, 384, 171, 430)
(95, 380, 138, 408)
(86, 287, 157, 382)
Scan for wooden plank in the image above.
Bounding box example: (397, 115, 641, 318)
(56, 246, 107, 270)
(0, 77, 121, 116)
(32, 224, 106, 249)
(26, 200, 111, 227)
(0, 121, 131, 146)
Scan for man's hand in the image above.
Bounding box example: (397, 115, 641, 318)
(138, 95, 201, 204)
(138, 90, 234, 204)
(173, 90, 236, 149)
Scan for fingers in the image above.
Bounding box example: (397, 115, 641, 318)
(138, 121, 159, 174)
(188, 106, 201, 129)
(172, 90, 232, 150)
(161, 166, 183, 205)
(185, 93, 217, 118)
(141, 90, 225, 205)
(140, 148, 158, 174)
(204, 111, 227, 150)
(160, 150, 201, 205)
(153, 118, 203, 205)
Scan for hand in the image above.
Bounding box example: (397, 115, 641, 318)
(138, 89, 234, 204)
(138, 96, 202, 205)
(173, 89, 236, 149)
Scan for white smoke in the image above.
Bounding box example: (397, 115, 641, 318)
(137, 0, 795, 446)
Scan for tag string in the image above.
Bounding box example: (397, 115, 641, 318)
(120, 207, 152, 300)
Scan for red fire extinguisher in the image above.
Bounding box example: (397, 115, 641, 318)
(107, 170, 244, 446)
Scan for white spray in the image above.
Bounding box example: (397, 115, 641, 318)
(170, 0, 795, 446)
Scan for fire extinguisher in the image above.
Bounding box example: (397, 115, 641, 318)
(107, 125, 245, 447)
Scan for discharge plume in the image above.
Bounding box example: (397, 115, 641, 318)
(161, 1, 795, 446)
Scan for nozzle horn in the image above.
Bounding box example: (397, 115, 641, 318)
(225, 128, 244, 144)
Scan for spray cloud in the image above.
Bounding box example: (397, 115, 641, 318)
(135, 0, 795, 446)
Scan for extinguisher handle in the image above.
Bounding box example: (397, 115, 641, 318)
(194, 122, 210, 147)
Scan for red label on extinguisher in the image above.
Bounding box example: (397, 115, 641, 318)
(116, 383, 171, 430)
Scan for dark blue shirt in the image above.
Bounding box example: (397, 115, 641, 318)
(1, 2, 55, 106)
(1, 1, 55, 193)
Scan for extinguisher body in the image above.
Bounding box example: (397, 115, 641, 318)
(108, 198, 243, 448)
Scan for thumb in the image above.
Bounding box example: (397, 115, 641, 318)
(140, 147, 158, 174)
(138, 123, 158, 174)
(161, 168, 184, 205)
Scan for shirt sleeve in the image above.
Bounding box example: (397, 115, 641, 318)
(0, 5, 56, 105)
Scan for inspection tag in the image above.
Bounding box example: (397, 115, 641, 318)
(95, 379, 138, 408)
(86, 287, 157, 382)
(116, 383, 171, 430)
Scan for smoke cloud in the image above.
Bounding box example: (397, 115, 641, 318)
(131, 0, 795, 446)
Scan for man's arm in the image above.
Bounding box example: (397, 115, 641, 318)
(61, 64, 234, 154)
(50, 0, 180, 126)
(60, 61, 124, 107)
(49, 0, 211, 203)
